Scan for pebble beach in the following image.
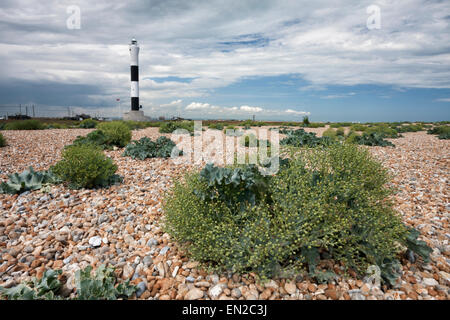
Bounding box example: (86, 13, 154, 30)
(0, 127, 448, 300)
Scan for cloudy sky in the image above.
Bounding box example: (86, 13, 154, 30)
(0, 0, 449, 121)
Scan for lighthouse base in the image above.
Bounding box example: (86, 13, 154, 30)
(122, 110, 150, 122)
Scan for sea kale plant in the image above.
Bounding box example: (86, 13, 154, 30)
(0, 265, 136, 300)
(355, 132, 395, 147)
(280, 129, 334, 147)
(122, 136, 181, 160)
(0, 166, 60, 194)
(193, 163, 272, 211)
(0, 269, 63, 300)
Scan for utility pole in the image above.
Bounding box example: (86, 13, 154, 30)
(32, 105, 35, 117)
(19, 104, 22, 115)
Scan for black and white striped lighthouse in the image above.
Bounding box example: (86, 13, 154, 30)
(129, 38, 140, 111)
(123, 38, 149, 121)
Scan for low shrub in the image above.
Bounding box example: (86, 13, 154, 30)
(345, 130, 360, 144)
(322, 128, 338, 140)
(427, 125, 450, 139)
(163, 144, 430, 283)
(4, 119, 45, 130)
(73, 130, 110, 149)
(365, 125, 400, 138)
(51, 144, 121, 189)
(122, 136, 180, 160)
(208, 123, 224, 130)
(396, 124, 423, 133)
(271, 144, 425, 283)
(97, 121, 132, 147)
(159, 121, 194, 134)
(241, 120, 267, 127)
(336, 128, 345, 137)
(122, 120, 160, 130)
(0, 264, 136, 300)
(329, 122, 353, 128)
(306, 122, 326, 128)
(350, 124, 367, 132)
(79, 119, 97, 128)
(240, 133, 271, 148)
(46, 123, 69, 129)
(0, 132, 5, 147)
(322, 127, 345, 140)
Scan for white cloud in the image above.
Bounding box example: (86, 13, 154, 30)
(434, 98, 450, 102)
(186, 102, 214, 110)
(285, 109, 309, 115)
(240, 105, 263, 113)
(180, 101, 308, 119)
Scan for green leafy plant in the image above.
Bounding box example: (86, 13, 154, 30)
(0, 269, 62, 300)
(0, 265, 136, 300)
(79, 118, 97, 128)
(395, 124, 423, 133)
(272, 144, 412, 282)
(427, 125, 450, 139)
(350, 124, 368, 132)
(355, 132, 395, 147)
(280, 129, 334, 147)
(163, 143, 428, 284)
(123, 136, 180, 160)
(404, 227, 432, 264)
(345, 130, 360, 144)
(73, 129, 110, 149)
(322, 128, 339, 141)
(0, 166, 60, 194)
(240, 133, 271, 148)
(122, 120, 160, 130)
(329, 122, 353, 128)
(306, 123, 326, 128)
(52, 144, 121, 189)
(302, 116, 310, 126)
(193, 163, 271, 210)
(45, 123, 69, 129)
(96, 121, 132, 147)
(0, 132, 6, 147)
(208, 123, 224, 130)
(4, 119, 45, 130)
(365, 125, 400, 139)
(74, 265, 136, 300)
(159, 121, 194, 134)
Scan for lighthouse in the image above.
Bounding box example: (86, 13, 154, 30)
(123, 38, 150, 121)
(130, 38, 140, 111)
